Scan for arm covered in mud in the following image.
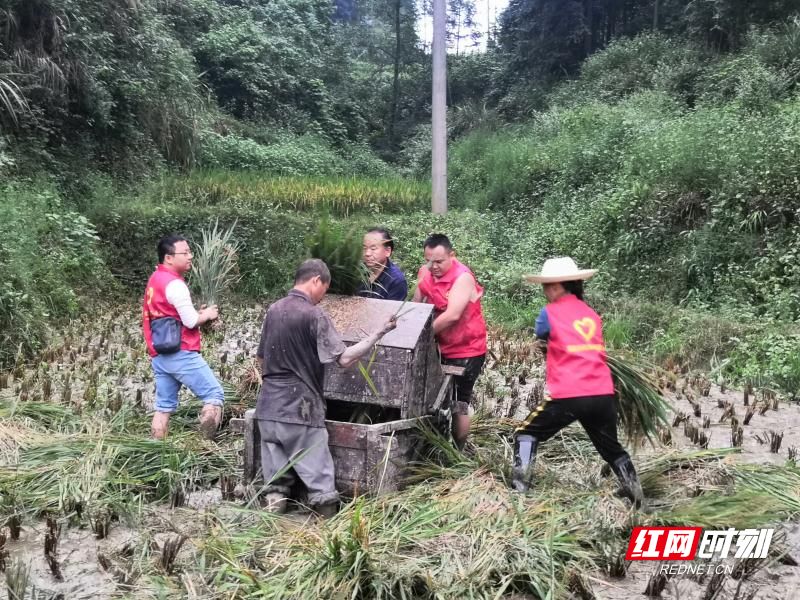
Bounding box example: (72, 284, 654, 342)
(337, 317, 397, 369)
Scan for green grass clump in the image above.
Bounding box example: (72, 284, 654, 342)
(190, 220, 243, 307)
(0, 180, 111, 366)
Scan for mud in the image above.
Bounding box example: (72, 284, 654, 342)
(0, 504, 223, 600)
(3, 308, 800, 599)
(0, 522, 130, 599)
(598, 525, 800, 600)
(595, 383, 800, 599)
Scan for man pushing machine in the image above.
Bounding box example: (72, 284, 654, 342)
(255, 259, 397, 517)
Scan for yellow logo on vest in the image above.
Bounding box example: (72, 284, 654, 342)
(568, 317, 605, 353)
(573, 317, 596, 342)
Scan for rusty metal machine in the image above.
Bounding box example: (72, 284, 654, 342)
(242, 295, 460, 496)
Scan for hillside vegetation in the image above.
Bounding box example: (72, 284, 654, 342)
(4, 2, 800, 391)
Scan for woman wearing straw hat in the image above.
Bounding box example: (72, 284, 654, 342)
(512, 257, 643, 504)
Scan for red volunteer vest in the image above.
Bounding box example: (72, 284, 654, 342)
(143, 264, 202, 357)
(417, 259, 487, 359)
(544, 294, 614, 399)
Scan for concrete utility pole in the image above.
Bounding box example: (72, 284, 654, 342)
(431, 0, 447, 214)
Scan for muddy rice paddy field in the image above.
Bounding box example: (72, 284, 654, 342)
(1, 304, 800, 599)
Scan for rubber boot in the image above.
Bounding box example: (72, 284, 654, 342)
(199, 404, 222, 441)
(612, 455, 644, 506)
(151, 411, 170, 440)
(511, 434, 538, 493)
(315, 502, 339, 519)
(263, 492, 288, 515)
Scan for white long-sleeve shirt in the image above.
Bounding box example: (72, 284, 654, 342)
(165, 279, 199, 329)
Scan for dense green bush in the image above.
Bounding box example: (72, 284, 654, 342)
(199, 132, 346, 176)
(549, 34, 707, 106)
(724, 330, 800, 398)
(198, 131, 392, 178)
(0, 0, 205, 169)
(449, 27, 800, 317)
(0, 180, 111, 364)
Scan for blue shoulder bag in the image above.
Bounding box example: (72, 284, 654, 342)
(150, 317, 182, 355)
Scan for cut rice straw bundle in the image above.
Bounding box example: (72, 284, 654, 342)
(729, 463, 800, 513)
(607, 352, 672, 445)
(0, 433, 233, 517)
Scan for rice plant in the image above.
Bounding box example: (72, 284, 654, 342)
(199, 472, 593, 599)
(607, 352, 673, 444)
(190, 220, 242, 307)
(306, 218, 364, 295)
(0, 400, 80, 431)
(0, 432, 234, 519)
(155, 171, 430, 215)
(4, 559, 30, 600)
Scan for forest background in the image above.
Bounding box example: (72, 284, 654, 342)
(3, 0, 800, 393)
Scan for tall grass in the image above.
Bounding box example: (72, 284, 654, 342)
(0, 74, 30, 127)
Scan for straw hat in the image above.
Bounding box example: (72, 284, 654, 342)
(523, 257, 597, 284)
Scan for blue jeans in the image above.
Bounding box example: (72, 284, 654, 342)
(151, 351, 224, 413)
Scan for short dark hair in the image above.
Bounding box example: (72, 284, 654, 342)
(562, 279, 584, 301)
(157, 234, 187, 264)
(366, 227, 394, 251)
(295, 258, 331, 285)
(423, 233, 452, 252)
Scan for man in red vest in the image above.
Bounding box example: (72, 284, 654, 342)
(143, 234, 224, 440)
(513, 257, 643, 504)
(413, 234, 487, 448)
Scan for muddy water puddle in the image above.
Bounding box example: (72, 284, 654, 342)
(0, 524, 130, 599)
(594, 384, 800, 599)
(0, 501, 222, 599)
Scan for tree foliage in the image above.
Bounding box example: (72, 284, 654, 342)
(3, 0, 800, 175)
(0, 0, 205, 168)
(497, 0, 800, 80)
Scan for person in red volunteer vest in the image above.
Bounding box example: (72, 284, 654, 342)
(413, 234, 487, 448)
(143, 235, 224, 440)
(512, 257, 643, 504)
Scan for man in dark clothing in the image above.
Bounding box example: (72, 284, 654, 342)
(356, 228, 408, 301)
(256, 259, 396, 517)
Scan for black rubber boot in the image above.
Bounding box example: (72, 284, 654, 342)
(612, 455, 644, 506)
(511, 435, 538, 492)
(315, 502, 339, 519)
